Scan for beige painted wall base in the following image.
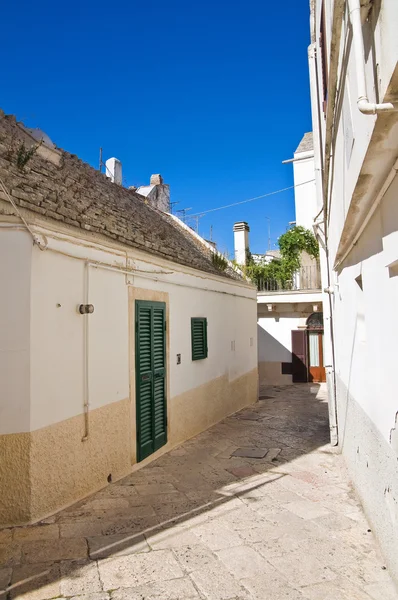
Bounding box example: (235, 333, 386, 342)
(127, 367, 258, 472)
(0, 368, 258, 527)
(171, 367, 258, 446)
(258, 361, 293, 386)
(0, 432, 31, 525)
(0, 398, 131, 527)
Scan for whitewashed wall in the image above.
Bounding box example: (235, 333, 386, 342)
(293, 152, 318, 230)
(309, 0, 398, 582)
(1, 224, 257, 436)
(0, 227, 32, 434)
(332, 175, 398, 445)
(258, 315, 302, 364)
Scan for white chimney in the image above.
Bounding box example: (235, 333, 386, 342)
(136, 174, 170, 213)
(105, 157, 122, 185)
(233, 222, 250, 265)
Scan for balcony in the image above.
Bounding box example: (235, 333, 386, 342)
(256, 265, 321, 293)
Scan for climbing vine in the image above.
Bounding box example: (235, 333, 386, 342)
(243, 226, 319, 289)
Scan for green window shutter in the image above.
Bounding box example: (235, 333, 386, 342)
(191, 317, 208, 361)
(152, 305, 167, 451)
(136, 304, 154, 461)
(136, 301, 167, 462)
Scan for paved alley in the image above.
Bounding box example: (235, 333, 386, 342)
(1, 384, 397, 600)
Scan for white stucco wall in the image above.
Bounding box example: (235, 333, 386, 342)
(332, 174, 398, 446)
(309, 0, 398, 582)
(312, 0, 398, 264)
(0, 227, 32, 434)
(1, 222, 257, 436)
(258, 315, 302, 363)
(293, 152, 318, 230)
(29, 246, 130, 432)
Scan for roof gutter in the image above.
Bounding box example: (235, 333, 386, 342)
(348, 0, 398, 114)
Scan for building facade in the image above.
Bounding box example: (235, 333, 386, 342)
(0, 114, 258, 527)
(252, 134, 324, 386)
(308, 0, 398, 582)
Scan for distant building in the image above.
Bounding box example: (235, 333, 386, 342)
(251, 250, 281, 265)
(234, 135, 323, 386)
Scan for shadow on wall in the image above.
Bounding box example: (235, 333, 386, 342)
(257, 324, 292, 385)
(334, 174, 398, 450)
(0, 384, 328, 599)
(257, 324, 291, 363)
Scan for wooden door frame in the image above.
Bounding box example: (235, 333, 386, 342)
(307, 329, 326, 383)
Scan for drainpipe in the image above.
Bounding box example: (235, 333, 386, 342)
(348, 0, 398, 114)
(81, 260, 90, 441)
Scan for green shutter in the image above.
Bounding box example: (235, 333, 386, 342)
(136, 301, 167, 462)
(191, 317, 208, 361)
(152, 305, 167, 451)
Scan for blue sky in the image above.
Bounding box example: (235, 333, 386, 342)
(1, 0, 312, 256)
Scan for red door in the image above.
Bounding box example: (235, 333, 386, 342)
(308, 331, 326, 383)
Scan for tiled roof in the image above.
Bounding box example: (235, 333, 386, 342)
(295, 132, 313, 154)
(0, 113, 241, 281)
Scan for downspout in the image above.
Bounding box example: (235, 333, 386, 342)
(81, 260, 90, 441)
(348, 0, 398, 114)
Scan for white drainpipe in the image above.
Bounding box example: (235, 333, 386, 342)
(349, 0, 398, 114)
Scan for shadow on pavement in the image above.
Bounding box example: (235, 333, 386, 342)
(1, 383, 331, 599)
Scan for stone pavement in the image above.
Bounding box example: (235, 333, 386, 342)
(1, 384, 397, 600)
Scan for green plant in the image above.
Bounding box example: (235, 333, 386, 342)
(278, 225, 319, 271)
(243, 226, 319, 289)
(16, 142, 39, 171)
(211, 252, 228, 272)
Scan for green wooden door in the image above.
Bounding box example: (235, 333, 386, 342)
(135, 301, 167, 462)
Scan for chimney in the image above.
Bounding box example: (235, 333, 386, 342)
(105, 157, 122, 185)
(150, 174, 163, 185)
(233, 222, 250, 265)
(136, 174, 170, 213)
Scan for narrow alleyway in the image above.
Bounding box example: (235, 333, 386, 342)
(1, 385, 397, 600)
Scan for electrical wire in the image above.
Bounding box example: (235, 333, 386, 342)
(189, 179, 316, 217)
(0, 176, 46, 249)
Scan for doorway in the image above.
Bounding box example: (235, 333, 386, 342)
(135, 300, 167, 462)
(307, 312, 326, 383)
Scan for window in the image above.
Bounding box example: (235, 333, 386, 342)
(191, 318, 208, 361)
(306, 312, 324, 330)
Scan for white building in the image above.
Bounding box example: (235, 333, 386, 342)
(308, 0, 398, 582)
(0, 113, 258, 526)
(250, 133, 324, 386)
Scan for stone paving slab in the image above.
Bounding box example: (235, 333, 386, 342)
(232, 447, 268, 458)
(1, 384, 397, 600)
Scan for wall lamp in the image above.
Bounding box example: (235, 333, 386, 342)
(79, 304, 94, 314)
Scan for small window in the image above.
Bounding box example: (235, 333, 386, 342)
(191, 318, 208, 361)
